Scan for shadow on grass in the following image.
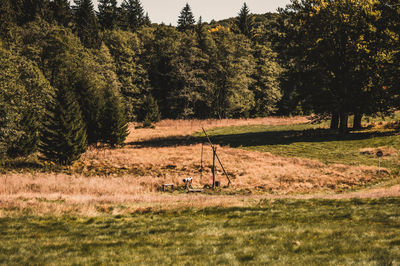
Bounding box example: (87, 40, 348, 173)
(0, 157, 63, 173)
(127, 128, 400, 149)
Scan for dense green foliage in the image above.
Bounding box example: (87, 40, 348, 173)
(39, 86, 87, 165)
(1, 198, 400, 264)
(2, 0, 400, 163)
(278, 0, 400, 133)
(0, 44, 52, 158)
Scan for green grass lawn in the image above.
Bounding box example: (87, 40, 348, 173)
(200, 123, 400, 174)
(1, 199, 400, 265)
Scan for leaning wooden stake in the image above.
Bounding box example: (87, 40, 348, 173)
(202, 128, 231, 187)
(200, 143, 204, 180)
(212, 146, 216, 188)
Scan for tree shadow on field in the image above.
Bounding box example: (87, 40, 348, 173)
(127, 128, 399, 149)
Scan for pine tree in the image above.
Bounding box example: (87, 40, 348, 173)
(18, 0, 51, 24)
(0, 0, 15, 35)
(120, 0, 145, 32)
(99, 87, 129, 147)
(143, 12, 151, 26)
(177, 3, 195, 32)
(50, 0, 72, 27)
(39, 87, 88, 166)
(97, 0, 118, 30)
(73, 0, 101, 48)
(7, 111, 39, 158)
(237, 2, 254, 38)
(138, 95, 161, 125)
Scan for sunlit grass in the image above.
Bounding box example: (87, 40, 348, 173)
(202, 121, 400, 174)
(1, 198, 400, 265)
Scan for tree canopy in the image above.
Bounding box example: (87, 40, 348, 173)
(2, 0, 400, 163)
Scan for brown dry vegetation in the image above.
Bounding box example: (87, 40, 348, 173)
(0, 117, 398, 216)
(127, 116, 309, 142)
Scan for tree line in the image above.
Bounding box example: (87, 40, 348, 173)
(0, 0, 399, 164)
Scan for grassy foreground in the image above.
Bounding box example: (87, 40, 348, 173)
(1, 198, 400, 265)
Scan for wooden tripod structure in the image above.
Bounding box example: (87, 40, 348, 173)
(201, 128, 231, 188)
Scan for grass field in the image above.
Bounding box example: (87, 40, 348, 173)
(1, 116, 400, 264)
(1, 198, 400, 265)
(202, 121, 400, 173)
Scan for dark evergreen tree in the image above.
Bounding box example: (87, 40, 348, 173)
(144, 12, 151, 26)
(7, 112, 39, 158)
(120, 0, 145, 32)
(73, 0, 101, 48)
(147, 25, 181, 117)
(237, 2, 254, 38)
(177, 3, 195, 32)
(50, 0, 72, 27)
(0, 0, 15, 36)
(97, 0, 118, 30)
(138, 95, 161, 124)
(17, 0, 50, 24)
(100, 87, 129, 147)
(39, 86, 88, 165)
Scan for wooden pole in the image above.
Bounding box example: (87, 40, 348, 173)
(215, 153, 231, 186)
(200, 143, 204, 180)
(202, 128, 231, 186)
(212, 147, 216, 189)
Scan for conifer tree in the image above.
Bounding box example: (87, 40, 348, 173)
(18, 0, 50, 24)
(0, 0, 15, 35)
(144, 12, 151, 26)
(138, 95, 161, 125)
(73, 0, 101, 48)
(39, 86, 88, 165)
(177, 3, 195, 32)
(7, 111, 39, 158)
(100, 87, 129, 147)
(120, 0, 145, 32)
(237, 3, 254, 38)
(50, 0, 72, 27)
(97, 0, 118, 30)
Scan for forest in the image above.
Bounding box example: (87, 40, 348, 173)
(0, 0, 400, 165)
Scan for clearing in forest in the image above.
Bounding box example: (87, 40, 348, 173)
(1, 115, 399, 216)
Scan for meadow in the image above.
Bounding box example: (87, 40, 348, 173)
(2, 116, 398, 216)
(1, 198, 400, 265)
(1, 115, 400, 264)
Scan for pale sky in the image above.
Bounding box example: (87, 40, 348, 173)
(92, 0, 292, 25)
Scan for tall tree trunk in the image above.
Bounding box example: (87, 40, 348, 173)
(339, 113, 349, 135)
(353, 112, 363, 130)
(330, 112, 339, 130)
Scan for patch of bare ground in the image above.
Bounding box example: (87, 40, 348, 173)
(0, 116, 397, 216)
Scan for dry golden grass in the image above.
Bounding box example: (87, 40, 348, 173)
(127, 116, 309, 142)
(1, 116, 398, 216)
